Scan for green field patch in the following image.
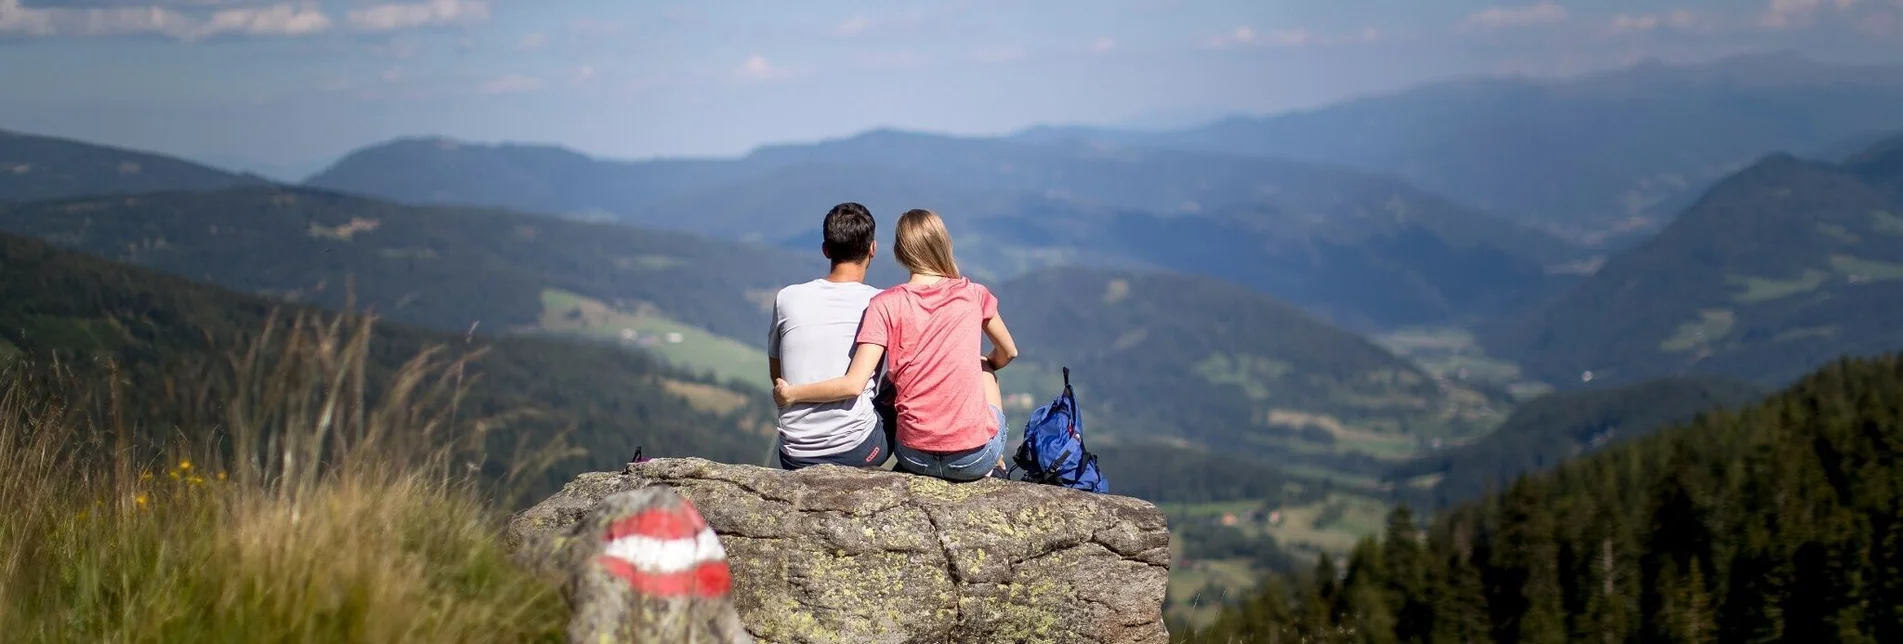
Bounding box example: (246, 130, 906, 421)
(1165, 557, 1257, 629)
(307, 217, 379, 241)
(377, 247, 437, 259)
(1377, 326, 1529, 388)
(662, 379, 751, 415)
(612, 254, 684, 270)
(1818, 223, 1862, 244)
(1830, 254, 1903, 281)
(1260, 493, 1391, 554)
(538, 289, 767, 386)
(1729, 269, 1829, 303)
(1507, 381, 1555, 401)
(1376, 327, 1478, 355)
(1660, 309, 1735, 353)
(1194, 354, 1292, 401)
(1772, 326, 1837, 343)
(1873, 210, 1903, 235)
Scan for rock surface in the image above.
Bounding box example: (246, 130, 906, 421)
(508, 457, 1172, 644)
(513, 486, 754, 643)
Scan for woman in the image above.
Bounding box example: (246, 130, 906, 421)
(773, 209, 1019, 481)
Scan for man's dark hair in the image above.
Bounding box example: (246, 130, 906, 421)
(822, 202, 876, 264)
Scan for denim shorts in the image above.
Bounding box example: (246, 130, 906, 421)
(778, 393, 899, 470)
(895, 405, 1008, 482)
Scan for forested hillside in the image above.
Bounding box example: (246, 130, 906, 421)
(0, 186, 818, 351)
(1490, 134, 1903, 389)
(0, 230, 772, 498)
(0, 130, 267, 202)
(310, 130, 1578, 329)
(1190, 354, 1903, 643)
(1386, 376, 1764, 509)
(993, 267, 1508, 478)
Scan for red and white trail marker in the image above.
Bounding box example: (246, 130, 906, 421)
(595, 502, 734, 598)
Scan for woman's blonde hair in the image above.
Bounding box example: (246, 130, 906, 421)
(894, 208, 961, 279)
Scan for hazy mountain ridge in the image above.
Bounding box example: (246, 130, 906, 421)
(1488, 133, 1903, 388)
(1386, 375, 1765, 509)
(0, 228, 774, 496)
(992, 267, 1511, 475)
(1053, 53, 1903, 246)
(0, 130, 270, 203)
(0, 186, 820, 350)
(309, 129, 1578, 329)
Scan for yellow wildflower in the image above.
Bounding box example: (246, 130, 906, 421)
(168, 470, 180, 480)
(178, 460, 192, 471)
(216, 471, 227, 481)
(187, 475, 205, 485)
(135, 494, 148, 509)
(139, 472, 153, 481)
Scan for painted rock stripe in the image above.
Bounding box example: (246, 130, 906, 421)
(606, 505, 708, 541)
(601, 528, 728, 574)
(597, 557, 733, 598)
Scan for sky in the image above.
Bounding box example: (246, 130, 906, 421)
(4, 0, 1903, 179)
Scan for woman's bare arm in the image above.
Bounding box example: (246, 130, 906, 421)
(775, 343, 886, 407)
(982, 314, 1018, 371)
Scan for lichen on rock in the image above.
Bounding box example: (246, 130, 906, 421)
(509, 457, 1172, 644)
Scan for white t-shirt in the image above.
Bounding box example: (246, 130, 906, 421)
(767, 279, 883, 457)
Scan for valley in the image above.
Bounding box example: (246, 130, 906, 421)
(10, 50, 1903, 639)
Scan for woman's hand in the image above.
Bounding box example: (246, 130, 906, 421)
(772, 378, 794, 407)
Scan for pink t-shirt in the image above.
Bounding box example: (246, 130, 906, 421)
(855, 278, 999, 453)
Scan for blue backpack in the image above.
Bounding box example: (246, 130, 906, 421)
(1011, 367, 1108, 493)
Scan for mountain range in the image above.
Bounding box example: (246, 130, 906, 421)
(0, 227, 774, 498)
(992, 267, 1509, 477)
(10, 52, 1903, 516)
(0, 129, 267, 202)
(1032, 52, 1903, 247)
(0, 131, 1520, 488)
(1489, 133, 1903, 389)
(304, 129, 1580, 330)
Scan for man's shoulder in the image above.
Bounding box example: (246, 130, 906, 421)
(779, 280, 883, 311)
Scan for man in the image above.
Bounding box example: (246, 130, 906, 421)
(766, 202, 894, 470)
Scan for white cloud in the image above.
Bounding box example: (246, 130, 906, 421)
(827, 9, 923, 37)
(346, 0, 487, 32)
(736, 54, 810, 82)
(517, 31, 545, 51)
(477, 73, 543, 95)
(1758, 0, 1860, 29)
(1608, 10, 1707, 34)
(1460, 2, 1569, 31)
(1202, 25, 1311, 49)
(1089, 35, 1114, 53)
(0, 0, 330, 39)
(830, 15, 874, 37)
(571, 65, 596, 86)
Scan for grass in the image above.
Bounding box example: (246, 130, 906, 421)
(1872, 210, 1903, 235)
(1818, 223, 1862, 244)
(1376, 326, 1537, 391)
(1659, 309, 1736, 353)
(1165, 558, 1255, 628)
(1730, 269, 1830, 303)
(1259, 493, 1390, 555)
(0, 313, 571, 642)
(1830, 254, 1903, 282)
(538, 288, 768, 387)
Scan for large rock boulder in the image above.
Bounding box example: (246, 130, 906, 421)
(516, 485, 754, 643)
(508, 457, 1172, 644)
